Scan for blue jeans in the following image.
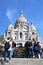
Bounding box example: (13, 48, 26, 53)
(4, 51, 10, 61)
(9, 48, 14, 59)
(28, 48, 33, 58)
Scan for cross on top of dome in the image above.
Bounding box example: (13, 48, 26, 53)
(20, 11, 23, 16)
(31, 20, 33, 25)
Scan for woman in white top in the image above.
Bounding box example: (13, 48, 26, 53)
(8, 38, 13, 60)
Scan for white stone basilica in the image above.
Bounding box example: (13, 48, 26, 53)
(4, 11, 41, 46)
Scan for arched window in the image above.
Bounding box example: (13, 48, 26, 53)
(20, 32, 22, 38)
(15, 33, 18, 40)
(8, 32, 10, 34)
(32, 32, 34, 35)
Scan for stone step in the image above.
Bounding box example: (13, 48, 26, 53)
(0, 58, 43, 65)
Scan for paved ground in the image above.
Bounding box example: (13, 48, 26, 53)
(0, 58, 43, 65)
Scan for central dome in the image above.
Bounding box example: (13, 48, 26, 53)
(16, 11, 27, 23)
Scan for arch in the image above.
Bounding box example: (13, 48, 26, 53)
(20, 32, 22, 38)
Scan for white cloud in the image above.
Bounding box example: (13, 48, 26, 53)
(6, 8, 17, 20)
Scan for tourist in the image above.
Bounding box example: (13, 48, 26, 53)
(34, 41, 41, 58)
(25, 39, 33, 58)
(4, 38, 10, 62)
(32, 39, 35, 58)
(34, 41, 38, 58)
(41, 48, 43, 58)
(37, 42, 41, 58)
(8, 38, 16, 60)
(28, 39, 33, 58)
(8, 38, 13, 60)
(25, 40, 29, 58)
(11, 40, 16, 57)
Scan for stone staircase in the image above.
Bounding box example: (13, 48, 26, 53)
(0, 58, 43, 65)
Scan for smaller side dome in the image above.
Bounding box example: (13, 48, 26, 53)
(31, 22, 36, 31)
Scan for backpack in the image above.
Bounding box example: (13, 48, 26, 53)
(5, 41, 10, 51)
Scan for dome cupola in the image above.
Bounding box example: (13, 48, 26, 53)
(16, 11, 27, 23)
(31, 21, 36, 31)
(8, 20, 14, 30)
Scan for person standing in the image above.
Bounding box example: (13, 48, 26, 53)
(36, 42, 41, 58)
(25, 39, 33, 58)
(8, 38, 13, 60)
(34, 41, 41, 58)
(27, 39, 33, 58)
(11, 40, 16, 57)
(25, 40, 29, 58)
(8, 39, 16, 60)
(4, 38, 10, 62)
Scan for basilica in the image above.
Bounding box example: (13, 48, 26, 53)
(4, 11, 40, 46)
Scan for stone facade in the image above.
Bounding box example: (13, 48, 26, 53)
(4, 11, 41, 46)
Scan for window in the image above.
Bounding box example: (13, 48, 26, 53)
(20, 32, 22, 38)
(15, 36, 16, 40)
(32, 32, 34, 35)
(7, 37, 10, 40)
(15, 33, 18, 40)
(8, 32, 10, 34)
(32, 38, 35, 41)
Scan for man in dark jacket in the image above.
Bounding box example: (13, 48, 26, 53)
(25, 39, 33, 58)
(4, 38, 10, 62)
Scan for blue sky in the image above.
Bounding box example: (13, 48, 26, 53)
(0, 0, 43, 42)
